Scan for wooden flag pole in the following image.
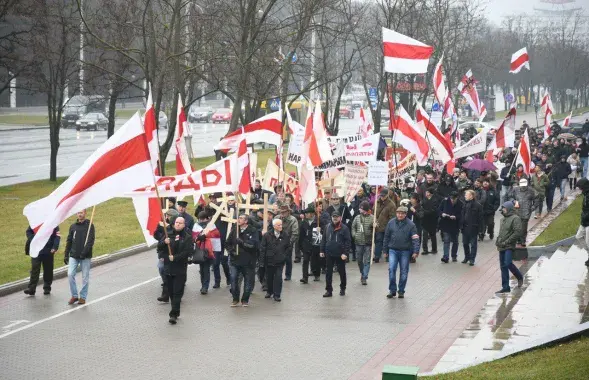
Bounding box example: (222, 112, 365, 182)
(262, 193, 269, 235)
(151, 174, 173, 257)
(369, 185, 380, 263)
(84, 205, 96, 246)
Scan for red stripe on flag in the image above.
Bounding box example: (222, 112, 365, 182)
(57, 134, 150, 207)
(146, 197, 161, 235)
(510, 53, 529, 71)
(223, 118, 282, 139)
(383, 42, 433, 60)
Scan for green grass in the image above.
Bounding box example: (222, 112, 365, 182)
(530, 196, 582, 246)
(421, 336, 589, 379)
(0, 149, 285, 285)
(115, 109, 143, 119)
(0, 114, 49, 126)
(554, 106, 589, 120)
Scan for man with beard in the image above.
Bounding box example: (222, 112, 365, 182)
(461, 190, 483, 266)
(299, 206, 322, 283)
(438, 174, 458, 199)
(506, 179, 537, 247)
(226, 214, 259, 307)
(159, 217, 193, 324)
(480, 179, 500, 241)
(418, 173, 438, 200)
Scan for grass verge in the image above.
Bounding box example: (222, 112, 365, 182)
(0, 149, 287, 285)
(493, 105, 589, 122)
(0, 114, 49, 126)
(421, 336, 589, 379)
(115, 109, 143, 119)
(531, 196, 582, 246)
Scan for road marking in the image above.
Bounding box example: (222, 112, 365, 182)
(0, 276, 159, 340)
(2, 320, 30, 330)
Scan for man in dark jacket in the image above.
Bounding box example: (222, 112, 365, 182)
(480, 180, 500, 241)
(421, 188, 440, 254)
(439, 191, 463, 263)
(24, 226, 60, 296)
(461, 190, 484, 265)
(158, 216, 193, 324)
(576, 137, 589, 178)
(506, 179, 537, 247)
(176, 200, 195, 230)
(382, 206, 420, 298)
(299, 206, 322, 283)
(437, 175, 458, 199)
(65, 209, 95, 305)
(374, 188, 396, 263)
(260, 218, 291, 302)
(320, 210, 352, 297)
(575, 178, 589, 267)
(552, 155, 572, 201)
(495, 202, 524, 293)
(155, 208, 179, 302)
(226, 214, 259, 306)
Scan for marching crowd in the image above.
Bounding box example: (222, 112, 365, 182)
(22, 120, 589, 325)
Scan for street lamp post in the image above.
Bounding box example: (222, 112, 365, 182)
(79, 0, 84, 95)
(310, 28, 316, 101)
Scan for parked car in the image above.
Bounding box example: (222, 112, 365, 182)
(61, 95, 108, 128)
(189, 106, 214, 123)
(351, 100, 364, 109)
(75, 112, 108, 131)
(212, 108, 232, 123)
(339, 106, 354, 119)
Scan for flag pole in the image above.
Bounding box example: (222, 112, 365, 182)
(84, 205, 96, 246)
(369, 185, 379, 264)
(152, 175, 173, 257)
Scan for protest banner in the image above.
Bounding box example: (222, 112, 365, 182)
(344, 133, 381, 162)
(367, 160, 389, 186)
(286, 120, 305, 167)
(389, 153, 417, 182)
(314, 142, 346, 171)
(327, 134, 363, 150)
(262, 159, 298, 194)
(343, 164, 368, 203)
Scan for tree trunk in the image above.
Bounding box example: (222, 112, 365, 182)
(49, 120, 60, 181)
(107, 90, 119, 138)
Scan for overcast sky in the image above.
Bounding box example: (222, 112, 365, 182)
(484, 0, 586, 25)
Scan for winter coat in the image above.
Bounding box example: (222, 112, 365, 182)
(474, 187, 487, 205)
(482, 186, 500, 216)
(505, 186, 537, 220)
(460, 200, 484, 236)
(157, 228, 192, 275)
(26, 226, 60, 257)
(300, 217, 321, 253)
(456, 178, 472, 193)
(438, 198, 463, 235)
(226, 225, 259, 267)
(282, 214, 300, 243)
(407, 204, 424, 232)
(576, 142, 589, 158)
(421, 194, 441, 230)
(437, 180, 458, 199)
(567, 155, 581, 179)
(260, 230, 292, 266)
(65, 220, 95, 260)
(495, 209, 522, 251)
(320, 222, 352, 257)
(531, 173, 550, 198)
(551, 161, 572, 183)
(382, 218, 420, 253)
(351, 213, 374, 246)
(578, 178, 589, 227)
(510, 171, 529, 186)
(500, 166, 513, 187)
(375, 197, 396, 233)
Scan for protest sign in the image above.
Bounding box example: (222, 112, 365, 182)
(262, 159, 298, 194)
(389, 153, 417, 182)
(367, 160, 389, 186)
(314, 142, 346, 171)
(343, 164, 368, 203)
(344, 133, 380, 162)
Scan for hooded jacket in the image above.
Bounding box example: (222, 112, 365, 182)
(531, 172, 550, 198)
(505, 186, 537, 220)
(496, 207, 522, 251)
(351, 212, 374, 246)
(375, 196, 396, 233)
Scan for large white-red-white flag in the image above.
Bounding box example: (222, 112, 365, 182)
(458, 70, 486, 121)
(510, 47, 530, 74)
(382, 27, 433, 74)
(306, 100, 333, 166)
(415, 104, 453, 164)
(433, 54, 447, 104)
(214, 111, 282, 151)
(516, 129, 532, 176)
(488, 106, 517, 150)
(392, 104, 430, 165)
(24, 113, 154, 257)
(541, 92, 554, 139)
(237, 128, 251, 197)
(299, 102, 318, 206)
(358, 108, 373, 138)
(175, 94, 193, 175)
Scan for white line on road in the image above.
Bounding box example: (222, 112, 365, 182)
(2, 320, 30, 330)
(0, 276, 159, 340)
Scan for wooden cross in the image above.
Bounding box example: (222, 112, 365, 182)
(238, 195, 265, 213)
(318, 177, 342, 198)
(221, 207, 238, 255)
(262, 193, 269, 235)
(204, 201, 230, 234)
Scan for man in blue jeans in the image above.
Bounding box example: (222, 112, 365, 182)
(64, 209, 95, 305)
(382, 206, 420, 299)
(495, 201, 524, 293)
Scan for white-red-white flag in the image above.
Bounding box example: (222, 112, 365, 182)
(358, 108, 373, 138)
(433, 54, 447, 104)
(145, 86, 159, 174)
(510, 47, 530, 74)
(516, 129, 532, 176)
(541, 92, 554, 139)
(24, 113, 154, 256)
(458, 70, 485, 120)
(392, 104, 430, 165)
(382, 27, 433, 74)
(563, 111, 573, 127)
(305, 100, 333, 166)
(237, 127, 251, 197)
(415, 104, 453, 164)
(214, 111, 282, 151)
(175, 94, 193, 175)
(488, 106, 517, 150)
(298, 103, 317, 206)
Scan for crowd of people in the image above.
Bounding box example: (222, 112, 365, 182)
(22, 121, 589, 325)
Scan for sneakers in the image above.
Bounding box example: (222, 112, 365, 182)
(212, 283, 220, 289)
(313, 276, 320, 282)
(323, 292, 332, 297)
(78, 299, 86, 305)
(43, 289, 51, 295)
(264, 293, 272, 299)
(495, 289, 510, 294)
(461, 259, 469, 264)
(398, 292, 405, 299)
(169, 316, 177, 325)
(200, 289, 208, 295)
(68, 297, 79, 305)
(469, 261, 475, 266)
(230, 300, 239, 307)
(361, 278, 367, 285)
(339, 290, 345, 296)
(300, 278, 308, 284)
(386, 292, 396, 299)
(241, 301, 249, 307)
(517, 278, 524, 288)
(441, 257, 449, 264)
(24, 289, 35, 296)
(273, 296, 281, 302)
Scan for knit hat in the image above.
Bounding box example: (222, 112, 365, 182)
(502, 201, 515, 211)
(360, 201, 371, 212)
